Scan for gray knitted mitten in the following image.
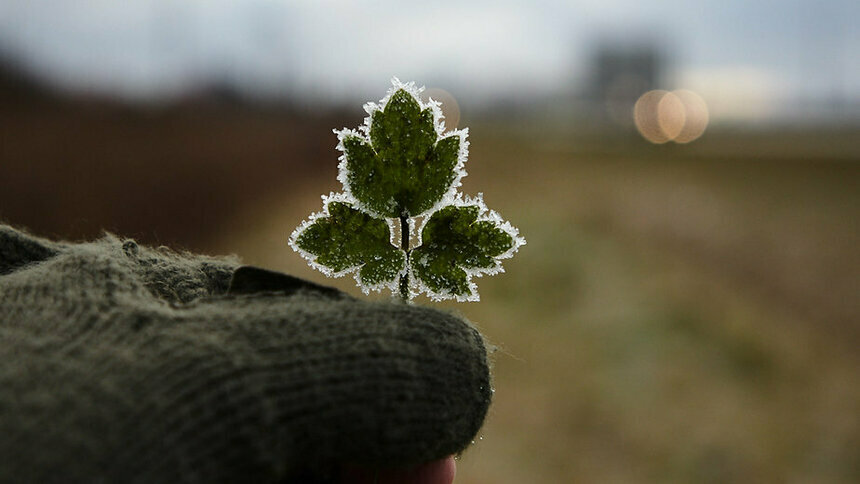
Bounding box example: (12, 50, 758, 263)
(0, 225, 492, 483)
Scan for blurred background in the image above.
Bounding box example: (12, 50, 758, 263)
(1, 0, 858, 482)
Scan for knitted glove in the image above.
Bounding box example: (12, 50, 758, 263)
(0, 225, 492, 483)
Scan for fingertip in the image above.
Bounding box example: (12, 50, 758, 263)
(382, 456, 456, 484)
(438, 456, 457, 484)
(343, 456, 456, 484)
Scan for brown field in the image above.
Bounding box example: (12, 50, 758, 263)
(217, 122, 860, 483)
(2, 100, 858, 482)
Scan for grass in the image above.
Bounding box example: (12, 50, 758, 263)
(213, 123, 859, 483)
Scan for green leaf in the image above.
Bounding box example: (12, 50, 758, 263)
(292, 201, 404, 289)
(342, 88, 461, 218)
(411, 204, 516, 300)
(292, 79, 525, 302)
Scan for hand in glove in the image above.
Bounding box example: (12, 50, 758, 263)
(0, 225, 491, 483)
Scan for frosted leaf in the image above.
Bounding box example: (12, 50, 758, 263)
(335, 77, 468, 218)
(291, 79, 523, 303)
(289, 193, 404, 293)
(410, 193, 526, 302)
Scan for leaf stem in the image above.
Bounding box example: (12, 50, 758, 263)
(399, 215, 410, 301)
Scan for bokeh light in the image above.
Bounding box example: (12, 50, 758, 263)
(656, 91, 686, 141)
(634, 89, 709, 143)
(423, 87, 460, 131)
(673, 89, 709, 143)
(634, 90, 673, 143)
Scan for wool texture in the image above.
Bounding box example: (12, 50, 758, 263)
(0, 225, 492, 483)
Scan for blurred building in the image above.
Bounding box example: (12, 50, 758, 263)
(587, 42, 667, 126)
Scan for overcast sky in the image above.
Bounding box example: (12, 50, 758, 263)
(0, 0, 857, 120)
